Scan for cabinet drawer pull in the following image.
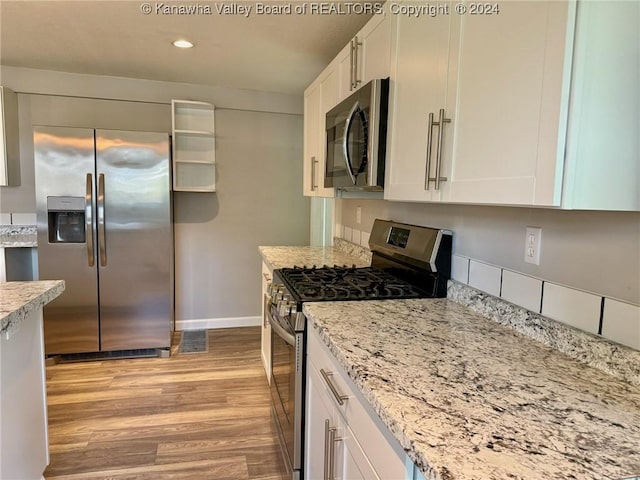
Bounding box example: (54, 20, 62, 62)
(320, 368, 348, 406)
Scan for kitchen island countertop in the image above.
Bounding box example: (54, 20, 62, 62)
(0, 281, 65, 336)
(303, 297, 640, 480)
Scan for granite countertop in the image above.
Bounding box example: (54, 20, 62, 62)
(0, 225, 37, 247)
(259, 241, 371, 271)
(303, 298, 640, 480)
(0, 281, 65, 337)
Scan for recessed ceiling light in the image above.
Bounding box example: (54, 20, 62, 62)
(173, 39, 194, 49)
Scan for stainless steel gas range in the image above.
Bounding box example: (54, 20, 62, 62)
(266, 219, 453, 480)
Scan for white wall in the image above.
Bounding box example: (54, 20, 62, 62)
(0, 66, 309, 324)
(174, 109, 309, 323)
(337, 199, 640, 306)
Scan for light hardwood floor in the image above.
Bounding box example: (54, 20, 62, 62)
(44, 327, 288, 480)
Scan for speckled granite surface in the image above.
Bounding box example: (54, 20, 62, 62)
(259, 244, 369, 271)
(0, 225, 37, 247)
(448, 280, 640, 386)
(333, 237, 372, 263)
(304, 298, 640, 480)
(0, 281, 64, 337)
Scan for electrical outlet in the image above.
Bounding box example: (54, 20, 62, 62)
(524, 227, 542, 265)
(356, 206, 362, 224)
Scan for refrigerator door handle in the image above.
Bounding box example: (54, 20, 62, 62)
(85, 173, 95, 267)
(97, 173, 107, 267)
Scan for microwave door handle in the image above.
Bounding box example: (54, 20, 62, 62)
(342, 102, 360, 185)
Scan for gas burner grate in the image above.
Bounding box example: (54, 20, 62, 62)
(279, 265, 429, 302)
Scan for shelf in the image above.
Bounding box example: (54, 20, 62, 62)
(172, 100, 215, 133)
(172, 99, 215, 192)
(173, 134, 215, 164)
(173, 162, 215, 192)
(174, 129, 215, 136)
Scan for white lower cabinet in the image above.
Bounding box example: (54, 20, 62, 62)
(305, 326, 406, 480)
(0, 309, 49, 479)
(260, 261, 272, 383)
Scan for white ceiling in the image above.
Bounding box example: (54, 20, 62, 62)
(0, 1, 373, 95)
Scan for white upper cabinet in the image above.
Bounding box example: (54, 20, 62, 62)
(303, 77, 335, 198)
(384, 4, 453, 202)
(445, 1, 572, 205)
(385, 1, 574, 206)
(339, 13, 391, 101)
(562, 1, 640, 211)
(0, 86, 20, 187)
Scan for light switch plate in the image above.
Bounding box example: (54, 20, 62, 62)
(524, 227, 542, 265)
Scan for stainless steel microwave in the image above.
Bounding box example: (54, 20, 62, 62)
(324, 78, 389, 191)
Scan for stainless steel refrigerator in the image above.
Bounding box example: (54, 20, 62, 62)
(34, 127, 173, 355)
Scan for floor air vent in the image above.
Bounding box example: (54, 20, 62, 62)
(180, 330, 209, 354)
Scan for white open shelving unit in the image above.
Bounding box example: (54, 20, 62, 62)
(171, 100, 216, 192)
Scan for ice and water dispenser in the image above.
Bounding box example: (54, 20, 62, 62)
(47, 197, 86, 243)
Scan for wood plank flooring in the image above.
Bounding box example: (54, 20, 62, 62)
(44, 327, 288, 480)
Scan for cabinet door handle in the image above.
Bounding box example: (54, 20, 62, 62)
(324, 419, 331, 480)
(324, 419, 341, 480)
(434, 108, 451, 190)
(425, 109, 451, 190)
(311, 156, 318, 191)
(424, 113, 435, 191)
(320, 368, 348, 406)
(349, 39, 355, 90)
(352, 36, 362, 90)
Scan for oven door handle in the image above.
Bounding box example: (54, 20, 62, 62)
(270, 315, 296, 347)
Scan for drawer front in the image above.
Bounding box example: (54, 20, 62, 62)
(307, 327, 406, 480)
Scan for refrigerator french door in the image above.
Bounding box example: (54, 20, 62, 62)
(34, 127, 173, 355)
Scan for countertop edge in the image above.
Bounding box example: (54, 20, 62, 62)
(0, 225, 37, 248)
(0, 281, 65, 336)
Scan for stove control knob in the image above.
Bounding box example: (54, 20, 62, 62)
(278, 301, 290, 317)
(269, 283, 283, 297)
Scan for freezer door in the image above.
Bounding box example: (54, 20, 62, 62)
(96, 130, 173, 351)
(34, 126, 99, 354)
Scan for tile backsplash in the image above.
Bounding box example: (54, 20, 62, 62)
(335, 224, 639, 352)
(468, 260, 501, 297)
(450, 253, 639, 351)
(542, 282, 602, 335)
(602, 299, 640, 350)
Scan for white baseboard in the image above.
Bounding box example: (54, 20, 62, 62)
(175, 316, 261, 331)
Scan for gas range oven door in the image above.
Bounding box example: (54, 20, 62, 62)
(269, 308, 304, 479)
